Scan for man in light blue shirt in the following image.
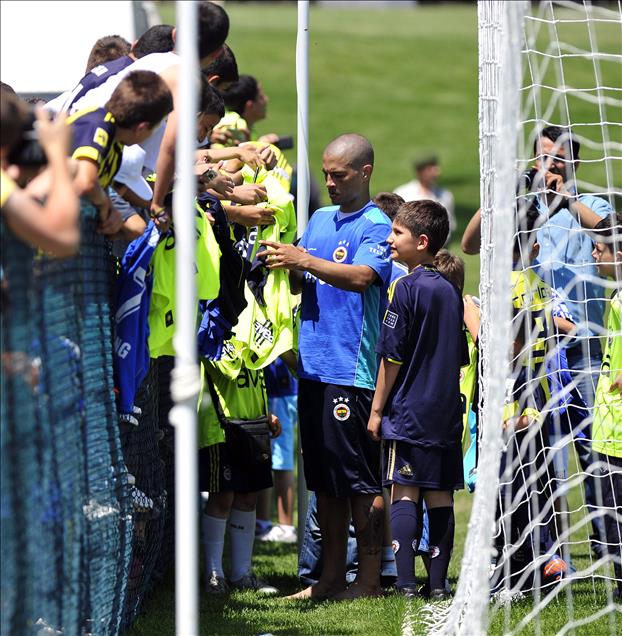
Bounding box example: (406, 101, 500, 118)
(529, 126, 612, 558)
(259, 133, 392, 600)
(530, 126, 612, 404)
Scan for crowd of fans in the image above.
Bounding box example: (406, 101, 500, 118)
(1, 1, 620, 628)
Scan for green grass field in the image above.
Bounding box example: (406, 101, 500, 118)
(127, 3, 621, 634)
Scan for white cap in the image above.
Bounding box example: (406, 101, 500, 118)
(114, 145, 153, 202)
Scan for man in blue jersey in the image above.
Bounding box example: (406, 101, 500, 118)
(259, 133, 392, 600)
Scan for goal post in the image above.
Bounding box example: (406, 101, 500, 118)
(423, 2, 621, 634)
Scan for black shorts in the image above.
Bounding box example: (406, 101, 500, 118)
(383, 439, 464, 491)
(199, 433, 273, 494)
(298, 379, 381, 498)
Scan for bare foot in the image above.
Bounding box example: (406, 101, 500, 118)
(332, 582, 383, 601)
(283, 583, 345, 601)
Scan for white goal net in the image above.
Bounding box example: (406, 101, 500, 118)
(426, 1, 622, 634)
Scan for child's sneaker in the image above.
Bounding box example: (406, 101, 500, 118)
(259, 524, 297, 544)
(205, 571, 229, 595)
(230, 572, 279, 595)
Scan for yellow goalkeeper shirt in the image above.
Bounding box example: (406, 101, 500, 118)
(148, 204, 220, 358)
(592, 289, 622, 458)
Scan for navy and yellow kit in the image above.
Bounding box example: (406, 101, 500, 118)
(67, 106, 123, 188)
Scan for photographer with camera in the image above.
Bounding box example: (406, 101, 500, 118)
(1, 85, 79, 256)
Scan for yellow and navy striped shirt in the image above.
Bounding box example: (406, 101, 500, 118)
(67, 106, 123, 188)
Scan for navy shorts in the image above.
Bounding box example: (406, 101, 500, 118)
(298, 379, 381, 498)
(199, 435, 273, 494)
(383, 439, 464, 491)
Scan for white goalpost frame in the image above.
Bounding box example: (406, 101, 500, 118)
(172, 1, 200, 634)
(425, 2, 621, 635)
(296, 0, 310, 548)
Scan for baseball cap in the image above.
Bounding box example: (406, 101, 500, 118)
(114, 145, 153, 202)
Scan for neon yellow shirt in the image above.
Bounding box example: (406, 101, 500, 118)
(232, 166, 298, 369)
(198, 340, 268, 449)
(459, 330, 478, 442)
(0, 168, 16, 208)
(148, 204, 220, 358)
(592, 290, 622, 458)
(511, 268, 555, 397)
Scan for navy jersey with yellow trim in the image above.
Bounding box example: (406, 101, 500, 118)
(67, 106, 123, 188)
(377, 265, 466, 448)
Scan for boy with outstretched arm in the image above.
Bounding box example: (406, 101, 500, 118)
(368, 200, 466, 599)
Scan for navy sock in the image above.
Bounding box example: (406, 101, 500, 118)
(390, 500, 418, 589)
(427, 506, 454, 591)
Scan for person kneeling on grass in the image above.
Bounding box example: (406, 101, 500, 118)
(199, 348, 281, 595)
(368, 199, 467, 599)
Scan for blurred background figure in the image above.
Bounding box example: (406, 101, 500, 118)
(394, 154, 456, 241)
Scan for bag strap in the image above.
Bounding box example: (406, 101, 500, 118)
(203, 367, 229, 429)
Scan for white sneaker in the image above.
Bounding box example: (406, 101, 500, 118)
(258, 524, 297, 544)
(230, 572, 279, 595)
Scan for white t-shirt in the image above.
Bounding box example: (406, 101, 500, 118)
(393, 179, 456, 236)
(71, 51, 179, 174)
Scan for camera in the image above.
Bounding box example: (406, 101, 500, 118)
(7, 106, 48, 167)
(274, 135, 294, 151)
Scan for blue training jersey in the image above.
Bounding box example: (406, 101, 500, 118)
(114, 221, 160, 415)
(298, 202, 392, 389)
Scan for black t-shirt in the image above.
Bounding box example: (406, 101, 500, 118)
(377, 265, 466, 448)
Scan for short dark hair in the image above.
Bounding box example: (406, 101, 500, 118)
(592, 212, 622, 250)
(434, 248, 465, 292)
(221, 75, 258, 115)
(202, 44, 239, 86)
(199, 75, 225, 118)
(534, 125, 580, 161)
(197, 1, 230, 59)
(85, 35, 131, 73)
(372, 192, 404, 221)
(394, 200, 449, 256)
(414, 154, 439, 172)
(0, 85, 27, 149)
(106, 70, 173, 129)
(132, 25, 174, 58)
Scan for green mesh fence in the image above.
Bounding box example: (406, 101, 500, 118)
(119, 361, 167, 631)
(0, 201, 170, 635)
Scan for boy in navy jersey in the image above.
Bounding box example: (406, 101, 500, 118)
(68, 70, 173, 235)
(368, 199, 466, 599)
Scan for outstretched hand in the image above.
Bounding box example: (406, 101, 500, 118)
(258, 240, 308, 270)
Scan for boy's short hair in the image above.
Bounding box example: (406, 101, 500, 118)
(372, 192, 404, 221)
(132, 25, 175, 58)
(394, 199, 449, 256)
(198, 1, 230, 59)
(222, 75, 258, 116)
(106, 70, 173, 129)
(434, 248, 465, 292)
(0, 86, 27, 149)
(85, 35, 131, 73)
(199, 75, 225, 118)
(203, 44, 239, 87)
(591, 212, 622, 250)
